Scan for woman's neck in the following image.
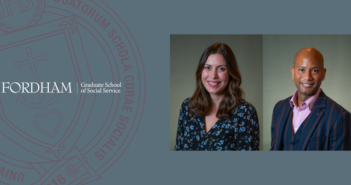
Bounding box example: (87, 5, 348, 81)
(209, 94, 224, 114)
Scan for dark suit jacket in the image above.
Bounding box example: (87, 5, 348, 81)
(271, 91, 351, 150)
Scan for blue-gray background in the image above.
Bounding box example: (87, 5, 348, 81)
(1, 0, 351, 184)
(103, 0, 351, 185)
(94, 1, 351, 185)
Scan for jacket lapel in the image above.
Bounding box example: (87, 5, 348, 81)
(275, 100, 292, 150)
(299, 91, 327, 150)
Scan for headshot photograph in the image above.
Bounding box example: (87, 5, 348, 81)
(263, 35, 351, 151)
(170, 35, 263, 151)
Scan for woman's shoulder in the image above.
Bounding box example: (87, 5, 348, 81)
(181, 97, 191, 106)
(232, 101, 259, 127)
(233, 101, 258, 115)
(179, 97, 191, 112)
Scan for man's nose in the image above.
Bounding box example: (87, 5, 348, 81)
(303, 71, 313, 80)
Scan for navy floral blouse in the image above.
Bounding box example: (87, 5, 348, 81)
(174, 98, 259, 151)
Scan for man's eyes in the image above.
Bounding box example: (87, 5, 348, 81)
(298, 69, 319, 72)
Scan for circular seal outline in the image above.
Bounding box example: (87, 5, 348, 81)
(46, 2, 145, 173)
(0, 0, 45, 33)
(47, 0, 146, 176)
(0, 0, 146, 184)
(92, 0, 146, 175)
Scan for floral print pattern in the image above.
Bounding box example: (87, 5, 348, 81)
(174, 98, 259, 151)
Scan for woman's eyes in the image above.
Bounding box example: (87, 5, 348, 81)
(204, 66, 226, 71)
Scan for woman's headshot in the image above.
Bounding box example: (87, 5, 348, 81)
(171, 38, 262, 151)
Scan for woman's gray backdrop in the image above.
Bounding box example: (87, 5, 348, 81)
(263, 35, 351, 150)
(170, 35, 263, 150)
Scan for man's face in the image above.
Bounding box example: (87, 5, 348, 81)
(291, 55, 326, 101)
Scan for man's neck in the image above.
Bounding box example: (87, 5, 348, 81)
(296, 94, 310, 108)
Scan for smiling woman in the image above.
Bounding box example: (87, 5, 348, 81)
(201, 54, 229, 98)
(173, 43, 260, 151)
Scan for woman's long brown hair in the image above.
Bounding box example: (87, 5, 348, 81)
(188, 43, 244, 118)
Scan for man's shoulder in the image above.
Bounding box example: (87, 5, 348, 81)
(324, 94, 350, 115)
(273, 96, 292, 110)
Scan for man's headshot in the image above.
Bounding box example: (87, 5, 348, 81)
(262, 35, 351, 150)
(291, 47, 326, 104)
(269, 46, 351, 150)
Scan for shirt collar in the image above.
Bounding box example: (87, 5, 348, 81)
(289, 88, 322, 110)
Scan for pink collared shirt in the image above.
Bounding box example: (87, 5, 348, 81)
(289, 88, 322, 133)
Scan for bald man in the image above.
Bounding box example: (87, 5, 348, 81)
(270, 47, 351, 150)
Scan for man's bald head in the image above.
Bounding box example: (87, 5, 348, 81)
(294, 47, 324, 67)
(291, 47, 326, 105)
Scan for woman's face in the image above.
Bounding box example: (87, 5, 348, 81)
(201, 53, 229, 98)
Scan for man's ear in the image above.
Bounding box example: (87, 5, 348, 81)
(322, 68, 326, 80)
(290, 66, 294, 80)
